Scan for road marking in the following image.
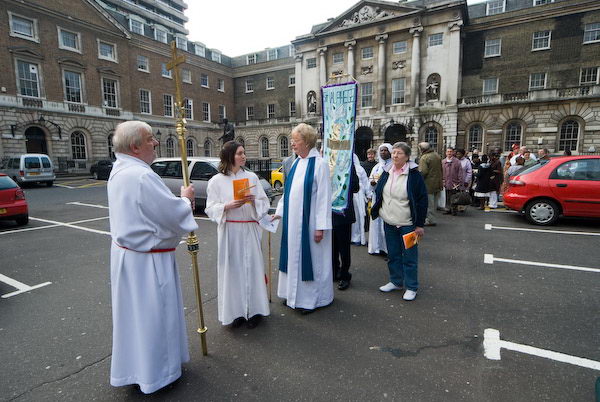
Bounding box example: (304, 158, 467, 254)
(0, 217, 109, 236)
(0, 273, 52, 299)
(55, 184, 76, 189)
(484, 253, 600, 273)
(67, 201, 109, 209)
(484, 208, 517, 214)
(29, 217, 111, 236)
(484, 223, 600, 236)
(484, 328, 600, 371)
(77, 182, 107, 188)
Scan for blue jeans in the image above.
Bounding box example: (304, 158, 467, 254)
(383, 223, 419, 291)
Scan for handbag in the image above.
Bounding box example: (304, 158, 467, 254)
(450, 191, 472, 206)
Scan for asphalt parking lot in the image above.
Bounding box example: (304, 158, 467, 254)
(1, 178, 599, 401)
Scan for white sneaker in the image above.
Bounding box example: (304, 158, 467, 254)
(403, 290, 417, 301)
(379, 282, 402, 292)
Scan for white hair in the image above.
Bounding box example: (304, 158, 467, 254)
(113, 121, 152, 154)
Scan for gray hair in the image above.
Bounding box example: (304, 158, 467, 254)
(113, 121, 152, 154)
(418, 142, 431, 151)
(392, 141, 412, 157)
(291, 123, 318, 149)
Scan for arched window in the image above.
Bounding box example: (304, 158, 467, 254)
(468, 125, 483, 151)
(236, 137, 245, 147)
(504, 122, 522, 151)
(107, 134, 115, 159)
(260, 137, 270, 158)
(558, 120, 579, 151)
(279, 136, 289, 158)
(424, 126, 438, 153)
(166, 137, 175, 157)
(186, 138, 195, 157)
(71, 131, 87, 160)
(204, 139, 212, 157)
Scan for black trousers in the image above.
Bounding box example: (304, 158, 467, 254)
(332, 223, 352, 281)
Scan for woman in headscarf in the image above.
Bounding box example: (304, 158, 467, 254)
(367, 143, 393, 255)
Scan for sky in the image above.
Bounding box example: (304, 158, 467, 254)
(186, 0, 487, 57)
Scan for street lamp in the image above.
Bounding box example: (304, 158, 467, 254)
(156, 129, 162, 157)
(38, 115, 62, 139)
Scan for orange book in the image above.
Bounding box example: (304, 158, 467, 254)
(402, 231, 419, 249)
(233, 178, 251, 201)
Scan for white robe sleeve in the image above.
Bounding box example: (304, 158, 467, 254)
(314, 159, 333, 231)
(275, 191, 284, 217)
(205, 176, 226, 225)
(251, 173, 270, 219)
(356, 163, 370, 198)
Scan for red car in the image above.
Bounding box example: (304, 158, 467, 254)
(503, 155, 600, 225)
(0, 173, 29, 226)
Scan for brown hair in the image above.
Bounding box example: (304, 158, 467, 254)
(218, 140, 243, 175)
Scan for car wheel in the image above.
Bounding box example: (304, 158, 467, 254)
(274, 181, 282, 190)
(93, 172, 99, 180)
(46, 181, 53, 187)
(15, 214, 29, 226)
(525, 199, 559, 226)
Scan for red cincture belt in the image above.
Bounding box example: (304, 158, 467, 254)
(226, 220, 258, 224)
(115, 243, 176, 253)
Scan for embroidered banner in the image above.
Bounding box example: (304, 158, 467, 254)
(321, 81, 358, 213)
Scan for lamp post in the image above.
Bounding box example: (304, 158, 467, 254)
(38, 115, 62, 139)
(156, 129, 162, 157)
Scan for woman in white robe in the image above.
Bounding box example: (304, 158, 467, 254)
(205, 141, 270, 328)
(351, 154, 369, 245)
(274, 124, 333, 313)
(368, 143, 393, 255)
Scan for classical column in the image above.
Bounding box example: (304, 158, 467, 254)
(375, 33, 388, 112)
(409, 26, 423, 107)
(294, 54, 303, 118)
(344, 40, 356, 78)
(446, 20, 463, 106)
(318, 47, 327, 87)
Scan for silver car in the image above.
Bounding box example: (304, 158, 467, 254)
(150, 157, 274, 210)
(3, 153, 55, 186)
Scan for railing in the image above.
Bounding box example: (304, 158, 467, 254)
(68, 103, 86, 113)
(104, 108, 121, 117)
(235, 117, 292, 127)
(459, 85, 599, 107)
(22, 98, 43, 108)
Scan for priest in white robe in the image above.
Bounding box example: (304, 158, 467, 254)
(351, 154, 369, 246)
(107, 121, 197, 394)
(368, 143, 393, 255)
(274, 123, 333, 313)
(205, 141, 270, 328)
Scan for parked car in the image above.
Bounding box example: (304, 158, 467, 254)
(503, 155, 600, 225)
(150, 157, 275, 210)
(270, 165, 284, 190)
(0, 174, 28, 225)
(3, 154, 55, 187)
(90, 159, 114, 180)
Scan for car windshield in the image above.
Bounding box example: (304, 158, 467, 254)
(514, 162, 545, 176)
(0, 176, 18, 190)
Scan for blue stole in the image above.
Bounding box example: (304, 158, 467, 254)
(279, 156, 316, 281)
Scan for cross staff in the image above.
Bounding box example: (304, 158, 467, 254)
(167, 41, 208, 356)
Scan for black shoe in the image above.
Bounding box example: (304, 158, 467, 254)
(246, 315, 262, 329)
(298, 308, 315, 315)
(231, 317, 246, 328)
(338, 279, 350, 290)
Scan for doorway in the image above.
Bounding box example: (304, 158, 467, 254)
(354, 127, 373, 161)
(384, 124, 407, 145)
(25, 126, 48, 154)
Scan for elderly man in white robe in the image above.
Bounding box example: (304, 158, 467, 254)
(273, 123, 333, 314)
(351, 154, 369, 246)
(107, 121, 197, 394)
(367, 143, 393, 255)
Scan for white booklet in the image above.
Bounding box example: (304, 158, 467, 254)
(258, 214, 280, 233)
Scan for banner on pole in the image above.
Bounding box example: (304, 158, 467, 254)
(321, 81, 358, 214)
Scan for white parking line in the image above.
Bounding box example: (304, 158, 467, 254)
(484, 328, 600, 371)
(484, 224, 600, 236)
(0, 273, 52, 299)
(67, 201, 109, 209)
(29, 217, 111, 236)
(484, 253, 600, 273)
(0, 217, 109, 236)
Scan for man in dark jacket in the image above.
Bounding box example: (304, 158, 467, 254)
(417, 142, 442, 226)
(333, 163, 359, 290)
(360, 148, 377, 176)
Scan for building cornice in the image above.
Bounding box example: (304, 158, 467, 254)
(232, 62, 296, 79)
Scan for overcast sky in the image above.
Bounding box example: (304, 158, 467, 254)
(186, 0, 487, 57)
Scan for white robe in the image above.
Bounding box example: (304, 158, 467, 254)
(368, 150, 392, 255)
(351, 159, 369, 245)
(205, 169, 270, 325)
(275, 148, 333, 310)
(107, 153, 198, 394)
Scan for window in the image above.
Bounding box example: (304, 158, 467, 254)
(280, 136, 289, 157)
(58, 28, 80, 52)
(552, 159, 600, 181)
(306, 58, 317, 69)
(584, 23, 600, 44)
(268, 104, 276, 119)
(534, 0, 553, 5)
(176, 36, 188, 51)
(484, 39, 502, 57)
(558, 120, 579, 151)
(424, 126, 438, 152)
(361, 82, 373, 108)
(504, 122, 522, 151)
(483, 78, 498, 94)
(184, 98, 193, 120)
(108, 134, 115, 159)
(428, 33, 443, 47)
(102, 78, 118, 108)
(246, 106, 254, 120)
(17, 60, 40, 98)
(468, 125, 483, 151)
(203, 139, 213, 157)
(529, 72, 547, 90)
(200, 73, 209, 88)
(186, 138, 195, 157)
(486, 0, 505, 15)
(182, 69, 191, 84)
(532, 31, 551, 50)
(161, 63, 172, 78)
(166, 137, 175, 157)
(63, 71, 82, 103)
(71, 132, 87, 159)
(218, 105, 226, 120)
(289, 101, 296, 117)
(217, 78, 225, 92)
(580, 67, 599, 85)
(267, 48, 278, 61)
(289, 74, 296, 87)
(266, 76, 275, 90)
(202, 102, 210, 122)
(212, 51, 221, 63)
(98, 41, 117, 62)
(393, 41, 407, 54)
(137, 55, 149, 72)
(139, 89, 151, 114)
(195, 43, 206, 57)
(361, 47, 373, 59)
(333, 52, 344, 64)
(391, 78, 406, 104)
(163, 94, 173, 117)
(260, 137, 270, 158)
(129, 18, 144, 35)
(155, 28, 168, 44)
(247, 54, 256, 64)
(9, 13, 37, 41)
(245, 80, 254, 93)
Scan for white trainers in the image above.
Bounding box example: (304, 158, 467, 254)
(379, 282, 402, 292)
(403, 289, 417, 301)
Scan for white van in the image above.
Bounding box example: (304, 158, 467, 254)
(4, 154, 55, 186)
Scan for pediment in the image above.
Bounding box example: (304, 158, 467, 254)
(8, 47, 44, 60)
(58, 58, 86, 69)
(97, 67, 120, 76)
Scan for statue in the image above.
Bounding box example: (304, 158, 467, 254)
(218, 118, 235, 144)
(307, 91, 317, 114)
(426, 74, 441, 101)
